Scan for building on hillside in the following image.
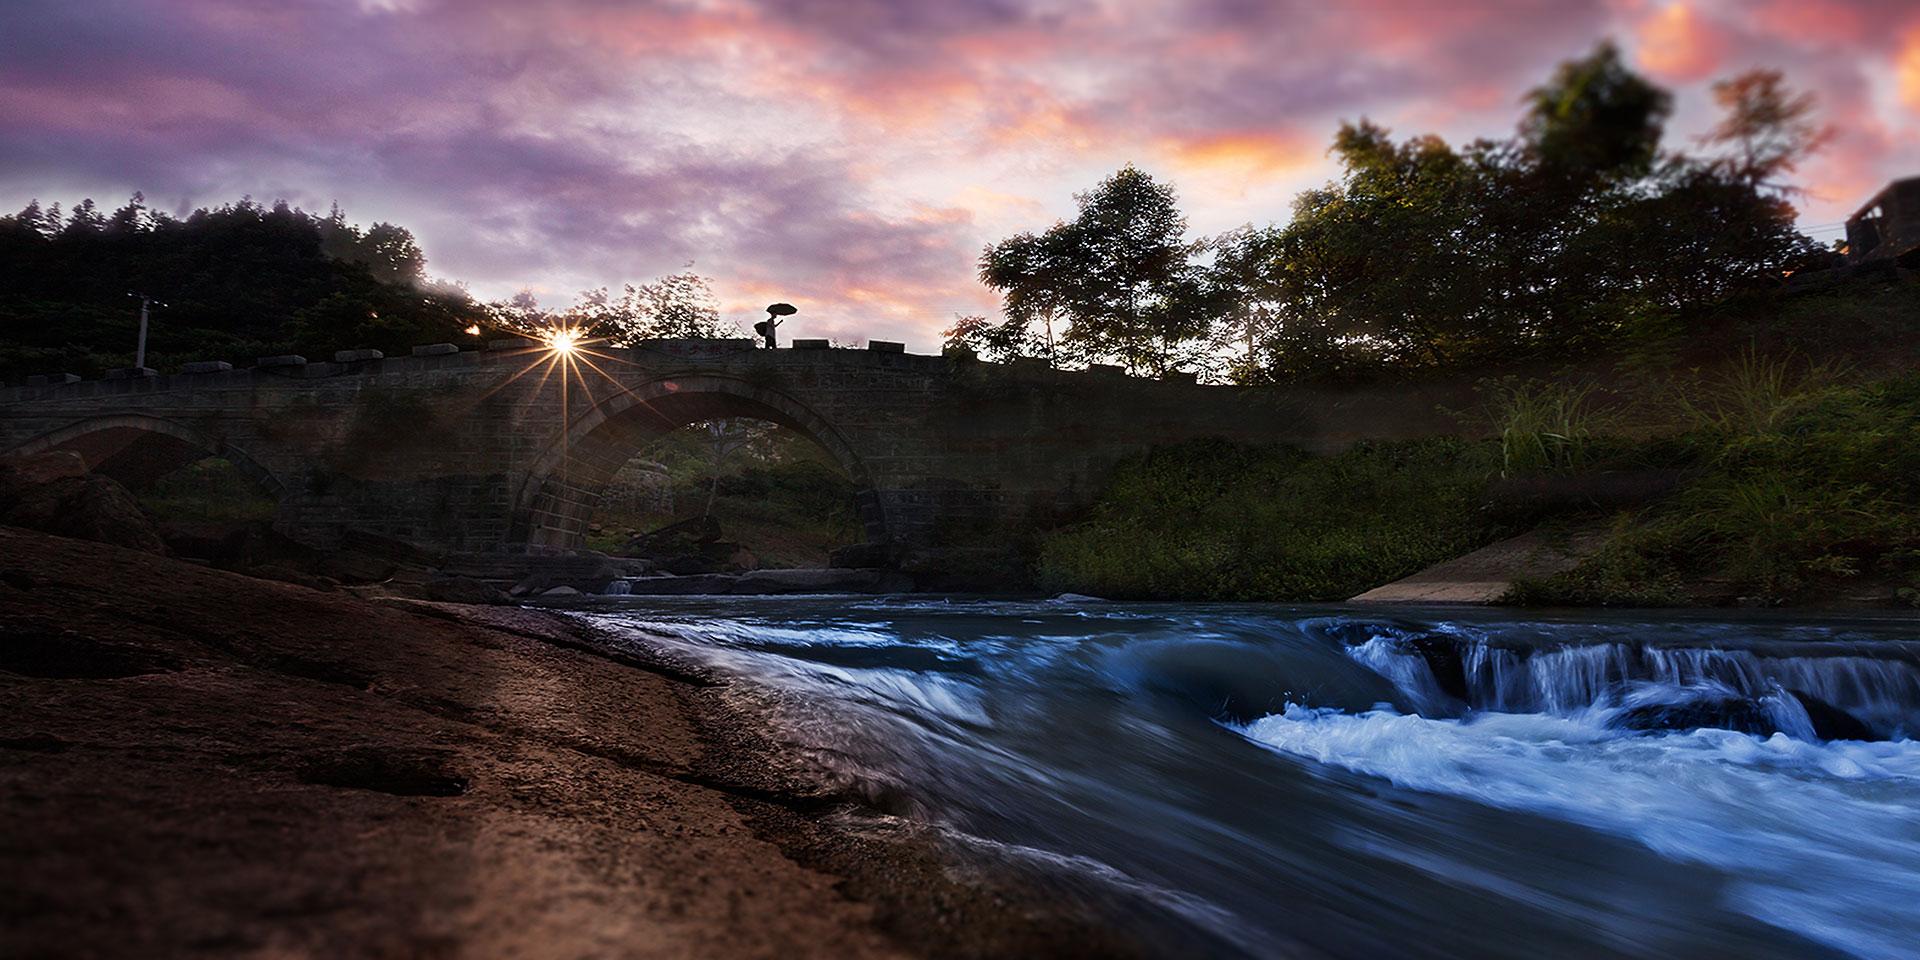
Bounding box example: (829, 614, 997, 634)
(1846, 176, 1920, 265)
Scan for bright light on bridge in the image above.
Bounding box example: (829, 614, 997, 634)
(544, 327, 584, 356)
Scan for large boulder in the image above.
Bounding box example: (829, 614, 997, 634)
(1614, 697, 1777, 737)
(1788, 690, 1881, 742)
(0, 453, 166, 554)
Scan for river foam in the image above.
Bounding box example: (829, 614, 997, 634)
(577, 597, 1920, 959)
(1241, 705, 1920, 959)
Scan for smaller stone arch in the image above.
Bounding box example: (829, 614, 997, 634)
(511, 374, 889, 552)
(6, 414, 286, 497)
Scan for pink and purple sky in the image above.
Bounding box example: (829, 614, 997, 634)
(3, 0, 1916, 349)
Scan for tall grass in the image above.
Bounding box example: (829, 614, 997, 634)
(1483, 379, 1612, 477)
(1677, 347, 1848, 436)
(1035, 438, 1506, 601)
(1513, 371, 1920, 606)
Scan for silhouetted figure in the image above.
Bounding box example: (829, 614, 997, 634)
(758, 302, 796, 348)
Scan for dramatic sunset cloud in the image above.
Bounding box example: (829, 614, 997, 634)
(1, 0, 1914, 349)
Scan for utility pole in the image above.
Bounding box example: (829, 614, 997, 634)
(128, 293, 161, 370)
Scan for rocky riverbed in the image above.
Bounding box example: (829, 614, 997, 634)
(0, 526, 1140, 959)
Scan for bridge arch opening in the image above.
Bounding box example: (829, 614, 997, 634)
(512, 377, 888, 564)
(8, 415, 284, 502)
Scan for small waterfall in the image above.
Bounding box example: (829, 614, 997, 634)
(1339, 625, 1920, 741)
(601, 579, 632, 596)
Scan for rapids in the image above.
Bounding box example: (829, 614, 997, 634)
(570, 598, 1920, 959)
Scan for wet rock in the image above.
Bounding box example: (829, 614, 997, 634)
(0, 630, 181, 679)
(420, 576, 507, 605)
(1405, 634, 1471, 702)
(0, 733, 70, 753)
(157, 521, 251, 564)
(1788, 690, 1880, 742)
(539, 585, 581, 598)
(733, 568, 913, 594)
(508, 573, 552, 597)
(249, 565, 340, 592)
(618, 575, 737, 595)
(829, 542, 894, 569)
(1615, 697, 1777, 736)
(0, 454, 166, 554)
(297, 747, 468, 797)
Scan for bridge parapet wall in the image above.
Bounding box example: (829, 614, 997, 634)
(1, 340, 1472, 563)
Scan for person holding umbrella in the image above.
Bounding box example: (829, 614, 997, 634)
(754, 302, 797, 348)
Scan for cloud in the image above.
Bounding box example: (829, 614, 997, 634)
(1900, 28, 1920, 111)
(1633, 3, 1732, 81)
(0, 0, 1913, 350)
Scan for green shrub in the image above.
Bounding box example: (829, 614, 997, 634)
(1676, 347, 1847, 436)
(1519, 371, 1920, 605)
(1480, 378, 1614, 477)
(138, 458, 278, 524)
(1036, 438, 1506, 601)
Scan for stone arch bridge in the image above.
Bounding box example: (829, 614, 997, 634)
(0, 339, 1457, 570)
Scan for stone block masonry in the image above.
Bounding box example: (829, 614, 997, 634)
(0, 341, 1471, 566)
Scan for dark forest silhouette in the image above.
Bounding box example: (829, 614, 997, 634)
(954, 44, 1831, 382)
(0, 45, 1838, 385)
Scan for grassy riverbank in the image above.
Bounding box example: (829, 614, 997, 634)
(1037, 438, 1510, 601)
(1511, 369, 1920, 606)
(1038, 357, 1920, 608)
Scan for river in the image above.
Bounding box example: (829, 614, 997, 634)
(570, 597, 1920, 960)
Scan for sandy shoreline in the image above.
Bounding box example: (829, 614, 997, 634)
(0, 526, 1143, 959)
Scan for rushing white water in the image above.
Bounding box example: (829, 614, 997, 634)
(1241, 707, 1920, 960)
(568, 597, 1920, 960)
(1244, 626, 1920, 959)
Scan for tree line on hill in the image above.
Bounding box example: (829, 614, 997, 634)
(950, 43, 1833, 382)
(0, 197, 734, 381)
(0, 43, 1834, 386)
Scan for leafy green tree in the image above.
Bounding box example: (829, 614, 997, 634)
(1209, 43, 1818, 381)
(980, 166, 1218, 376)
(942, 313, 1034, 361)
(1521, 41, 1671, 184)
(1701, 69, 1831, 192)
(591, 271, 736, 344)
(497, 271, 737, 346)
(0, 195, 483, 380)
(977, 230, 1071, 365)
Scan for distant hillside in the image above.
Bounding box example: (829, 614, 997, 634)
(0, 196, 484, 381)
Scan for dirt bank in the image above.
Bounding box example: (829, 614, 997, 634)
(0, 526, 1140, 959)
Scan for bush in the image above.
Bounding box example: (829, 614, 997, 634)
(1036, 438, 1506, 600)
(1514, 371, 1920, 605)
(138, 458, 277, 524)
(1481, 378, 1614, 477)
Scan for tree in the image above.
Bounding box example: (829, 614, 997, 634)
(1702, 70, 1831, 192)
(1178, 44, 1824, 384)
(978, 230, 1072, 365)
(566, 271, 736, 345)
(0, 195, 484, 381)
(62, 199, 107, 236)
(360, 223, 427, 285)
(979, 166, 1217, 376)
(1204, 226, 1286, 384)
(1521, 41, 1672, 184)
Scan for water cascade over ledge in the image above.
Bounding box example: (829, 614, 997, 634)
(560, 596, 1920, 960)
